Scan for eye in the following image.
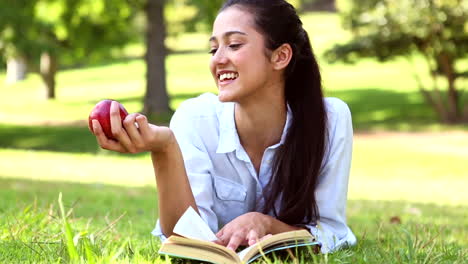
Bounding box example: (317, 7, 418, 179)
(208, 48, 218, 55)
(228, 44, 243, 50)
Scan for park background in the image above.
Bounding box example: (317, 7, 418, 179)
(0, 0, 467, 263)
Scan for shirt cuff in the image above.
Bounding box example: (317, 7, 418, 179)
(151, 219, 168, 242)
(302, 223, 357, 253)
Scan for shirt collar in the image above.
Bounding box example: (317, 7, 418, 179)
(216, 102, 292, 154)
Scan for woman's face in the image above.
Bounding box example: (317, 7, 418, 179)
(209, 7, 275, 103)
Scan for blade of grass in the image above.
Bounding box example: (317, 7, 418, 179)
(58, 192, 79, 261)
(83, 238, 96, 264)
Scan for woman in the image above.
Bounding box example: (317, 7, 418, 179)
(91, 0, 356, 253)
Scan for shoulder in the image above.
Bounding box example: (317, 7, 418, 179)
(170, 93, 224, 146)
(324, 97, 352, 128)
(324, 97, 351, 118)
(320, 98, 353, 172)
(169, 94, 220, 164)
(324, 97, 353, 140)
(170, 93, 220, 126)
(173, 92, 219, 119)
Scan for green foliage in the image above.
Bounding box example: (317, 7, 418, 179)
(325, 0, 468, 123)
(169, 0, 224, 33)
(0, 0, 38, 58)
(0, 0, 140, 67)
(326, 0, 468, 62)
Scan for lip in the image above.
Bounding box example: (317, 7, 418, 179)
(216, 70, 238, 78)
(216, 70, 238, 87)
(218, 78, 236, 87)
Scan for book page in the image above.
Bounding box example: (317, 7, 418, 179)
(173, 206, 218, 241)
(237, 230, 315, 262)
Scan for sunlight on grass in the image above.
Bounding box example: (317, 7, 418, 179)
(349, 132, 468, 205)
(1, 132, 466, 206)
(0, 149, 153, 187)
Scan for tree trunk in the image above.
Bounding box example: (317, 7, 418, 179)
(463, 104, 468, 123)
(438, 53, 459, 123)
(143, 0, 171, 116)
(40, 52, 57, 99)
(5, 56, 27, 84)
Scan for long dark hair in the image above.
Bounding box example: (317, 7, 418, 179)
(220, 0, 327, 226)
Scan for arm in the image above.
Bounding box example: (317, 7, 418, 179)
(92, 101, 198, 237)
(151, 136, 198, 237)
(309, 98, 356, 253)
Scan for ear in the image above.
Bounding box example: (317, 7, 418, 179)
(270, 43, 293, 71)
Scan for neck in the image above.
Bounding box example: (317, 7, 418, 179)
(235, 91, 287, 151)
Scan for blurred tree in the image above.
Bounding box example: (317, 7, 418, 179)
(0, 0, 137, 99)
(0, 0, 37, 84)
(300, 0, 336, 12)
(141, 0, 223, 117)
(142, 0, 171, 116)
(172, 0, 223, 33)
(325, 0, 468, 123)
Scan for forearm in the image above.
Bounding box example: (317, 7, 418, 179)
(151, 134, 198, 237)
(264, 214, 305, 235)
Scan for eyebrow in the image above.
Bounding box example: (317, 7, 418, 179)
(209, 31, 247, 42)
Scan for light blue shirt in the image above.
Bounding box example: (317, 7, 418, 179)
(152, 93, 356, 253)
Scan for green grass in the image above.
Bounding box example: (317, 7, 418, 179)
(0, 12, 467, 263)
(1, 178, 466, 263)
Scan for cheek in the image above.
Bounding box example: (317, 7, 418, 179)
(209, 60, 217, 78)
(236, 48, 268, 72)
(232, 50, 250, 66)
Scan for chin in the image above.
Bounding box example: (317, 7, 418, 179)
(217, 91, 236, 103)
(217, 94, 232, 103)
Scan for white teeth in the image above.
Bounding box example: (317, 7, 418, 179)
(219, 72, 238, 81)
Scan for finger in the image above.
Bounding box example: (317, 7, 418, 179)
(226, 233, 244, 252)
(135, 114, 151, 139)
(123, 113, 144, 149)
(92, 120, 126, 152)
(247, 230, 259, 246)
(110, 101, 123, 132)
(109, 101, 133, 151)
(215, 230, 226, 246)
(216, 229, 224, 238)
(213, 239, 224, 246)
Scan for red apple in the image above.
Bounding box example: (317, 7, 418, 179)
(88, 99, 128, 140)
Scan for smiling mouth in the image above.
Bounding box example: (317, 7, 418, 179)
(218, 72, 239, 82)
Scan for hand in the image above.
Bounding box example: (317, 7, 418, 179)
(215, 212, 272, 251)
(91, 101, 174, 154)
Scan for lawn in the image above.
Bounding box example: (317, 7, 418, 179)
(0, 12, 467, 263)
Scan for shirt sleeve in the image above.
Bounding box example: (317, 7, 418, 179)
(151, 99, 219, 241)
(304, 98, 357, 253)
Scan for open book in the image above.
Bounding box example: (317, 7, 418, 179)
(158, 207, 319, 264)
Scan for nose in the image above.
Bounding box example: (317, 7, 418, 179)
(211, 47, 228, 65)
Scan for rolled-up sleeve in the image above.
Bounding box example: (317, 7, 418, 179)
(151, 99, 219, 241)
(305, 98, 356, 253)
